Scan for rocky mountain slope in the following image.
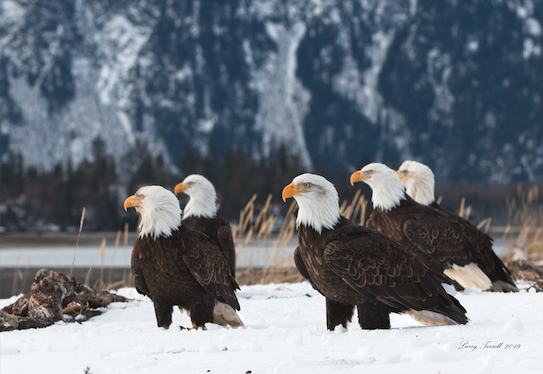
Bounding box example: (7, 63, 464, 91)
(1, 0, 541, 184)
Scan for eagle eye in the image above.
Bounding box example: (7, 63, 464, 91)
(137, 194, 145, 199)
(302, 182, 312, 189)
(365, 170, 374, 176)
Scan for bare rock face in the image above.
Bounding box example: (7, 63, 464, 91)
(1, 269, 129, 331)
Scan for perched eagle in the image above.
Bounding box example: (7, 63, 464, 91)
(397, 160, 518, 292)
(283, 173, 468, 330)
(351, 163, 494, 291)
(174, 174, 236, 277)
(124, 185, 243, 329)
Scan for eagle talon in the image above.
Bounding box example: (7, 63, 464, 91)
(179, 323, 205, 331)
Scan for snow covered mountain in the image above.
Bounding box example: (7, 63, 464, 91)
(1, 0, 541, 184)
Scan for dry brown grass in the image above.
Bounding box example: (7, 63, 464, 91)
(69, 207, 86, 277)
(231, 194, 297, 285)
(504, 185, 543, 262)
(454, 197, 494, 234)
(231, 191, 367, 285)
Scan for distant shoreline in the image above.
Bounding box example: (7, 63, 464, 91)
(0, 226, 523, 247)
(0, 229, 521, 299)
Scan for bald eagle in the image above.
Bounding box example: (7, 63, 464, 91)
(283, 173, 468, 330)
(397, 160, 518, 292)
(351, 163, 493, 291)
(124, 186, 243, 329)
(174, 174, 236, 277)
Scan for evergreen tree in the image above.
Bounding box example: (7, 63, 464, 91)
(0, 152, 24, 200)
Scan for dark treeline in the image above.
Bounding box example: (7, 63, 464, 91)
(0, 137, 356, 232)
(435, 182, 543, 228)
(1, 136, 540, 232)
(1, 138, 143, 232)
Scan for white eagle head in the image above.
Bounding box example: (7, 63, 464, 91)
(124, 185, 182, 239)
(282, 173, 340, 233)
(350, 162, 405, 211)
(397, 160, 435, 206)
(174, 174, 217, 219)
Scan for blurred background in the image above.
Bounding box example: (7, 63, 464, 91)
(1, 0, 542, 297)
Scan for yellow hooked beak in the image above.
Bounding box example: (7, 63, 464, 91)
(123, 195, 142, 211)
(174, 182, 188, 195)
(350, 170, 367, 186)
(282, 183, 307, 202)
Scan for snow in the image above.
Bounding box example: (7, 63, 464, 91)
(96, 14, 152, 106)
(2, 282, 542, 374)
(253, 21, 313, 170)
(332, 30, 395, 125)
(0, 0, 25, 26)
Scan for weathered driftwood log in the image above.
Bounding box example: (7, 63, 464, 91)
(1, 269, 129, 331)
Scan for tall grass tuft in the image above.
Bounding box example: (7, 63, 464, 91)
(234, 190, 368, 285)
(10, 252, 21, 296)
(505, 185, 543, 262)
(340, 189, 367, 225)
(85, 238, 106, 287)
(70, 207, 86, 277)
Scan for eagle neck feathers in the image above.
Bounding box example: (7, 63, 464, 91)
(183, 198, 217, 219)
(369, 174, 406, 212)
(404, 173, 435, 206)
(295, 193, 340, 235)
(137, 195, 182, 240)
(182, 178, 218, 219)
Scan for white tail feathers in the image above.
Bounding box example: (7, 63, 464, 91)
(403, 310, 460, 326)
(444, 263, 492, 291)
(213, 302, 244, 327)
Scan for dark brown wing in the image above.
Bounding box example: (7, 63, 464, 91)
(293, 246, 325, 297)
(402, 212, 473, 266)
(183, 215, 237, 278)
(216, 222, 237, 277)
(131, 241, 152, 297)
(431, 203, 517, 290)
(324, 227, 427, 291)
(177, 228, 240, 310)
(293, 246, 311, 280)
(323, 224, 467, 323)
(365, 217, 376, 230)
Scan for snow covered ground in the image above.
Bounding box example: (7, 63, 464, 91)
(1, 282, 542, 374)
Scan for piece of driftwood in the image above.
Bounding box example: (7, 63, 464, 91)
(1, 269, 129, 331)
(506, 259, 543, 292)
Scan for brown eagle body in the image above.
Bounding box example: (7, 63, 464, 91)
(295, 216, 468, 330)
(174, 174, 237, 278)
(125, 185, 242, 329)
(396, 160, 518, 292)
(131, 225, 240, 329)
(430, 202, 518, 291)
(366, 195, 475, 275)
(352, 163, 495, 291)
(182, 215, 237, 278)
(283, 173, 468, 331)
